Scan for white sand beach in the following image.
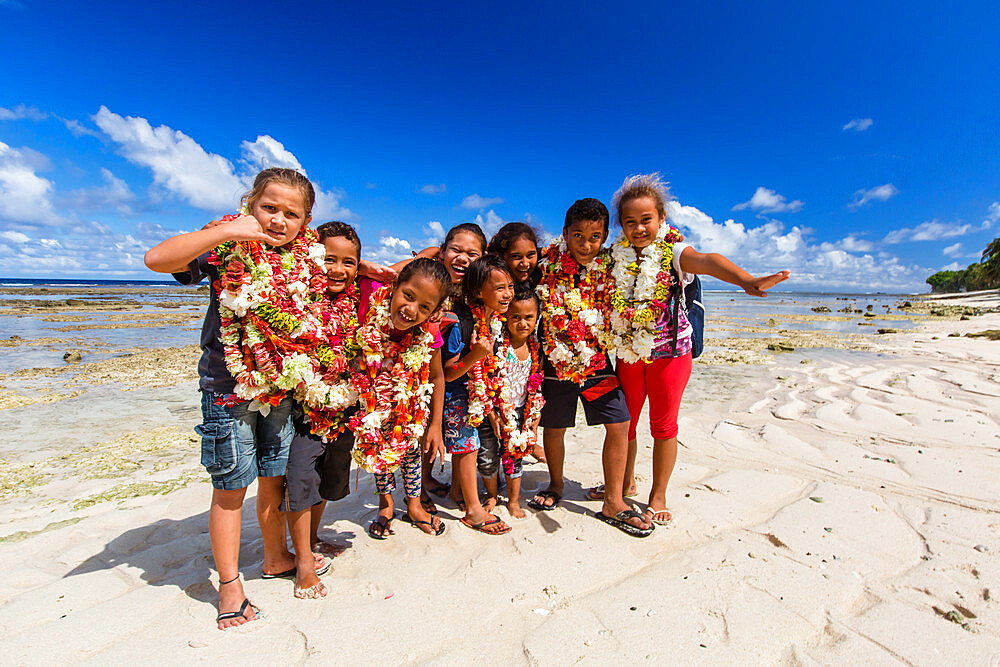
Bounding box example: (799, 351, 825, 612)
(1, 294, 998, 664)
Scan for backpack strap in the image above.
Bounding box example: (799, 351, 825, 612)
(670, 280, 680, 356)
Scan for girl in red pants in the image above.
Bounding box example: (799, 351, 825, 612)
(606, 173, 790, 525)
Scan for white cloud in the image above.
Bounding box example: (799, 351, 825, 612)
(0, 219, 185, 277)
(0, 230, 30, 243)
(984, 201, 1000, 229)
(58, 168, 135, 215)
(666, 200, 931, 291)
(849, 183, 898, 210)
(942, 242, 963, 258)
(841, 235, 874, 252)
(239, 135, 303, 172)
(732, 186, 803, 214)
(94, 109, 352, 220)
(419, 183, 447, 195)
(94, 106, 243, 211)
(940, 262, 962, 271)
(0, 141, 64, 225)
(363, 235, 415, 264)
(473, 209, 505, 239)
(461, 193, 504, 209)
(883, 219, 971, 244)
(422, 220, 446, 246)
(0, 104, 47, 122)
(843, 118, 874, 132)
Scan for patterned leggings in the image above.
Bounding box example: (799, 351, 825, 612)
(373, 447, 421, 498)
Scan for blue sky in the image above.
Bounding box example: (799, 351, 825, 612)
(1, 1, 998, 291)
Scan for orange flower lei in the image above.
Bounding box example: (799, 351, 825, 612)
(466, 305, 504, 427)
(349, 286, 435, 474)
(495, 334, 544, 458)
(536, 237, 612, 384)
(296, 281, 361, 441)
(210, 217, 327, 410)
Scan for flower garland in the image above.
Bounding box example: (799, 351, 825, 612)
(296, 281, 361, 441)
(608, 224, 685, 363)
(349, 286, 435, 474)
(210, 215, 327, 412)
(465, 306, 504, 427)
(494, 335, 545, 458)
(536, 237, 612, 384)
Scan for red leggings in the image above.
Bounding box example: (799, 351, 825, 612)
(616, 353, 692, 441)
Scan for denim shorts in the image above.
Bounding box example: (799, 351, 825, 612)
(196, 392, 294, 490)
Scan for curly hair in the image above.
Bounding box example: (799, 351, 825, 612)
(564, 198, 610, 236)
(611, 172, 672, 226)
(315, 220, 361, 256)
(241, 167, 316, 216)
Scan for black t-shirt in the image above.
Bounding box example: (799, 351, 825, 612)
(173, 252, 236, 395)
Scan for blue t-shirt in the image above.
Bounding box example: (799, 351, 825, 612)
(443, 317, 470, 402)
(172, 253, 236, 394)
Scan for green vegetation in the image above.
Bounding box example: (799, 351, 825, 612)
(926, 237, 1000, 293)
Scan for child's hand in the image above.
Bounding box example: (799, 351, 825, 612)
(528, 416, 541, 432)
(742, 270, 790, 297)
(424, 429, 445, 464)
(359, 260, 397, 283)
(470, 338, 493, 361)
(223, 215, 275, 244)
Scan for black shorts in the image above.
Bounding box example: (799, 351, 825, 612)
(539, 356, 630, 429)
(281, 412, 355, 512)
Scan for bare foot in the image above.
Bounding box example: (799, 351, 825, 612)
(643, 506, 672, 525)
(482, 495, 498, 513)
(294, 580, 328, 599)
(507, 499, 526, 519)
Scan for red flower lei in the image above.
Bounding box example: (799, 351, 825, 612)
(465, 305, 504, 427)
(536, 238, 612, 384)
(297, 281, 361, 440)
(349, 286, 435, 474)
(210, 217, 326, 404)
(494, 334, 544, 458)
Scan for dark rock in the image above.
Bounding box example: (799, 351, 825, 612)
(767, 342, 794, 352)
(811, 306, 831, 313)
(63, 350, 82, 363)
(877, 328, 898, 334)
(966, 330, 1000, 341)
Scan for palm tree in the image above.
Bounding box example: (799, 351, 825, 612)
(982, 237, 1000, 288)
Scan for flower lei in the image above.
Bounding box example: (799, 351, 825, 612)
(465, 306, 504, 427)
(536, 237, 612, 384)
(296, 281, 361, 441)
(349, 286, 435, 474)
(210, 214, 327, 412)
(494, 334, 544, 458)
(608, 224, 685, 363)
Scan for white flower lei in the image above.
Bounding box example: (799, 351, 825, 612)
(494, 337, 544, 456)
(608, 224, 677, 363)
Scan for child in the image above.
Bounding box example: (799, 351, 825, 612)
(488, 222, 545, 461)
(351, 258, 450, 539)
(528, 198, 653, 538)
(442, 255, 515, 534)
(488, 222, 541, 286)
(281, 221, 363, 599)
(144, 167, 328, 628)
(483, 283, 545, 519)
(607, 173, 788, 526)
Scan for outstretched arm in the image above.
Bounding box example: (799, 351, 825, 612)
(144, 215, 273, 274)
(677, 247, 790, 297)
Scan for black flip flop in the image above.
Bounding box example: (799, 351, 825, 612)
(526, 490, 561, 511)
(401, 513, 446, 536)
(261, 557, 331, 579)
(216, 598, 260, 627)
(367, 515, 394, 540)
(594, 509, 654, 538)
